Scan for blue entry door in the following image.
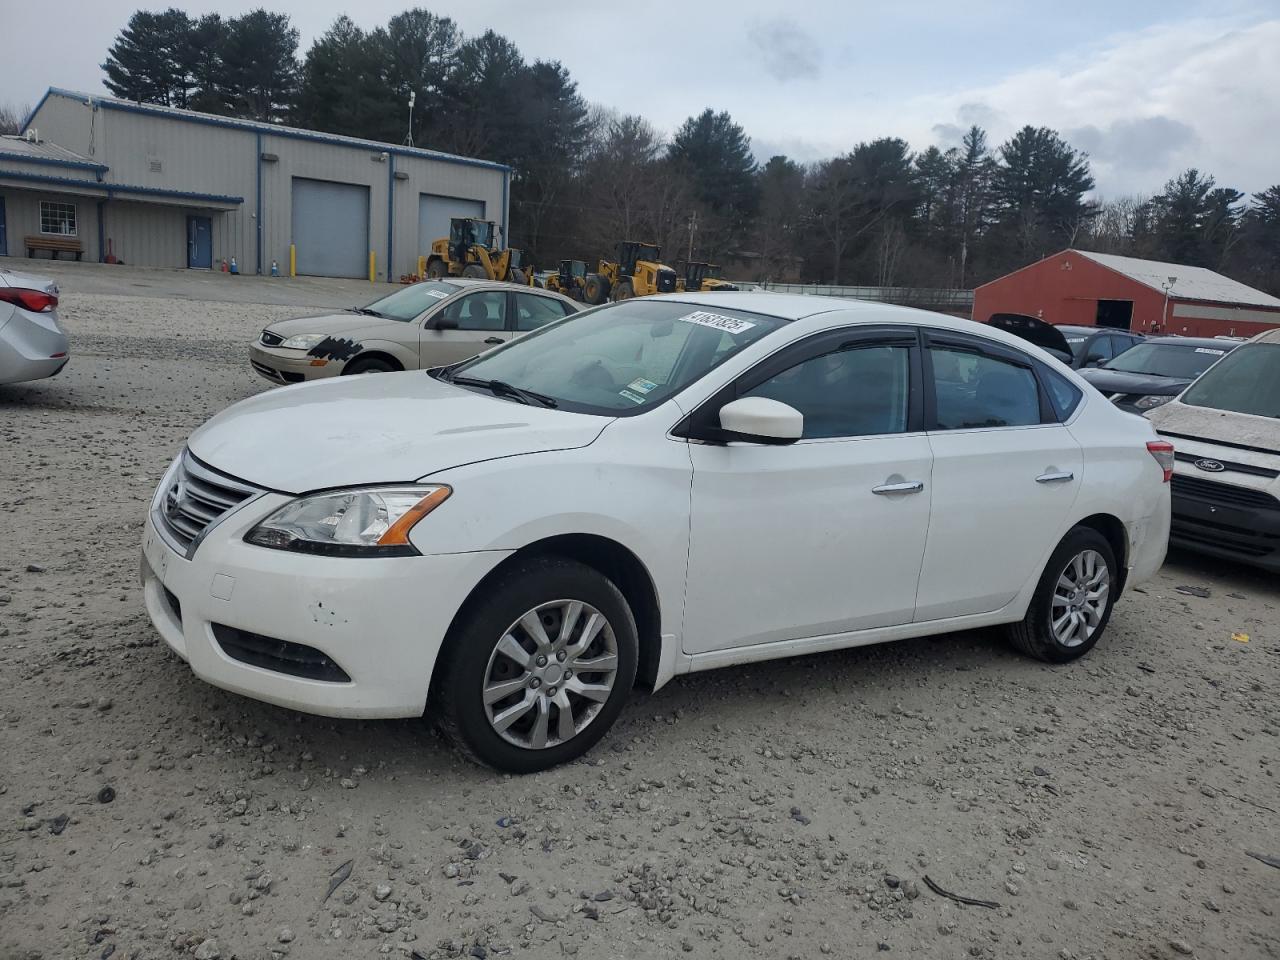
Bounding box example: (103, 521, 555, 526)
(0, 197, 7, 257)
(187, 215, 212, 268)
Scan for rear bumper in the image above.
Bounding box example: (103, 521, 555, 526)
(1170, 487, 1280, 571)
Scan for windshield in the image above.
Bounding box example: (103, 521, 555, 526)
(1062, 335, 1089, 359)
(445, 299, 787, 415)
(1103, 342, 1229, 379)
(1180, 342, 1280, 419)
(362, 280, 460, 322)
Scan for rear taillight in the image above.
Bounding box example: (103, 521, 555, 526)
(0, 287, 58, 312)
(1147, 440, 1174, 483)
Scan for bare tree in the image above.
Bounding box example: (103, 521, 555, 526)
(0, 103, 30, 135)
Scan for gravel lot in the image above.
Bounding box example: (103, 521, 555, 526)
(1, 264, 1277, 960)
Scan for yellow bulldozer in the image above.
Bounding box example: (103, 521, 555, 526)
(543, 259, 588, 300)
(582, 241, 678, 304)
(676, 260, 739, 293)
(425, 218, 528, 284)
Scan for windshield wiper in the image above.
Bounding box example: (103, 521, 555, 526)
(348, 306, 383, 317)
(449, 376, 558, 408)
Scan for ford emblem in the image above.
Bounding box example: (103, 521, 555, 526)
(1194, 459, 1225, 473)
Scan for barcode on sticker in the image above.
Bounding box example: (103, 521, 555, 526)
(1194, 347, 1225, 355)
(676, 311, 756, 335)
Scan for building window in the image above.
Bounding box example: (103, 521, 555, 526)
(40, 201, 77, 237)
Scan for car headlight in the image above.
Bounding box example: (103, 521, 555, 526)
(245, 485, 451, 556)
(1134, 395, 1173, 410)
(279, 333, 327, 350)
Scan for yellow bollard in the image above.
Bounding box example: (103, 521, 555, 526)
(417, 255, 426, 280)
(369, 250, 376, 283)
(289, 244, 296, 278)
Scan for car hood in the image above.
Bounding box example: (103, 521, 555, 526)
(1146, 400, 1280, 455)
(1077, 368, 1189, 396)
(264, 312, 413, 339)
(187, 372, 611, 493)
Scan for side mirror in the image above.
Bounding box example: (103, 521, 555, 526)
(718, 397, 803, 444)
(433, 314, 459, 331)
(1085, 355, 1105, 367)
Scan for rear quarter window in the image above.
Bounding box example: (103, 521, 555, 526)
(1042, 367, 1083, 420)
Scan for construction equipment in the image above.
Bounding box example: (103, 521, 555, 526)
(424, 218, 527, 284)
(677, 260, 739, 293)
(544, 259, 588, 300)
(582, 241, 678, 304)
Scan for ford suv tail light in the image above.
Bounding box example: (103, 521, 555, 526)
(1146, 440, 1174, 482)
(0, 287, 58, 312)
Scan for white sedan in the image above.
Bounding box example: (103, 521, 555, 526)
(0, 267, 68, 384)
(141, 294, 1172, 772)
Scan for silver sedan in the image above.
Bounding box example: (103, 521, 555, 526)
(0, 267, 68, 385)
(249, 278, 581, 384)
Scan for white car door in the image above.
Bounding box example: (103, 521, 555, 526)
(421, 289, 514, 366)
(681, 327, 934, 655)
(913, 331, 1083, 621)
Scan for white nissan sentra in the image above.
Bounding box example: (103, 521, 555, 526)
(141, 294, 1172, 772)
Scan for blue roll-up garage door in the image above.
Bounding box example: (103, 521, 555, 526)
(291, 178, 370, 278)
(418, 194, 486, 255)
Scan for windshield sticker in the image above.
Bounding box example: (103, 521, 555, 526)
(1065, 337, 1085, 343)
(627, 378, 659, 394)
(676, 310, 756, 335)
(1194, 347, 1225, 355)
(422, 288, 449, 299)
(619, 389, 647, 405)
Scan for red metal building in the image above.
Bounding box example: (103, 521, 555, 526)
(972, 249, 1280, 338)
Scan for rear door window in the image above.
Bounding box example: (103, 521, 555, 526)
(514, 292, 567, 331)
(930, 346, 1042, 429)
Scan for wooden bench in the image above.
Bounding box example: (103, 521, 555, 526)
(25, 235, 83, 260)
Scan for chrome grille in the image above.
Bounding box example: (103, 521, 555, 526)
(155, 451, 262, 556)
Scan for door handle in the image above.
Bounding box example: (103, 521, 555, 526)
(483, 337, 504, 345)
(1036, 471, 1074, 484)
(872, 480, 924, 495)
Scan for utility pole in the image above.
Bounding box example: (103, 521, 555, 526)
(404, 91, 416, 147)
(1160, 276, 1176, 333)
(687, 211, 697, 262)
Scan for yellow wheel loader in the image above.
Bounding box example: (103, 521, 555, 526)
(424, 218, 527, 284)
(544, 259, 588, 300)
(582, 241, 678, 304)
(677, 260, 739, 293)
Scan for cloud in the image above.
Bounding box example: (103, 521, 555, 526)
(748, 18, 822, 83)
(914, 18, 1280, 196)
(1068, 116, 1198, 172)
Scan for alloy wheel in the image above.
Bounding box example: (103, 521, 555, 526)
(482, 599, 619, 750)
(1050, 549, 1110, 648)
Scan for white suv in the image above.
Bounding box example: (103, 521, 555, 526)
(143, 294, 1171, 771)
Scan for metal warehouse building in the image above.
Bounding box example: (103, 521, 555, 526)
(0, 87, 510, 280)
(973, 249, 1280, 339)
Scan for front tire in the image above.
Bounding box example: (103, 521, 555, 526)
(1006, 527, 1117, 663)
(434, 557, 638, 772)
(462, 263, 488, 279)
(611, 279, 635, 301)
(426, 259, 448, 279)
(582, 273, 610, 305)
(343, 356, 396, 375)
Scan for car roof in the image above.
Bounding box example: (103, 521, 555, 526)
(419, 277, 574, 300)
(1248, 328, 1280, 344)
(1143, 335, 1240, 348)
(1053, 325, 1140, 336)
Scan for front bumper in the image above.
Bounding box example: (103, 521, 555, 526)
(1169, 477, 1280, 571)
(248, 343, 342, 385)
(141, 499, 510, 718)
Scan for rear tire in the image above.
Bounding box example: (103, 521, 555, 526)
(1006, 526, 1117, 663)
(462, 263, 488, 279)
(426, 259, 448, 279)
(509, 268, 527, 285)
(611, 279, 635, 301)
(433, 556, 638, 773)
(582, 273, 610, 305)
(343, 356, 396, 375)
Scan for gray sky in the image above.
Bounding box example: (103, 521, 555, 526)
(4, 0, 1278, 198)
